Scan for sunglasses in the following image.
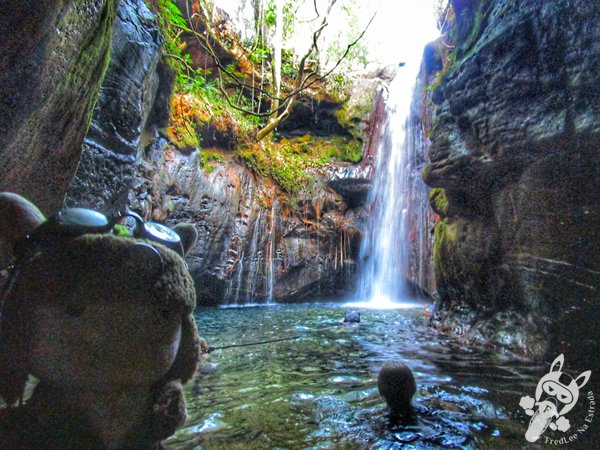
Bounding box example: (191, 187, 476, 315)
(13, 208, 184, 263)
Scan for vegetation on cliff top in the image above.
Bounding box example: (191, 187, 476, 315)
(238, 135, 361, 197)
(151, 0, 371, 138)
(148, 0, 372, 203)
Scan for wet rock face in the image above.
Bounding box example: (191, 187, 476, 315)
(423, 0, 600, 358)
(131, 145, 363, 305)
(0, 0, 118, 213)
(66, 0, 164, 213)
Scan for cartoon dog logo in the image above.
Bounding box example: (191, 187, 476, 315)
(519, 354, 591, 442)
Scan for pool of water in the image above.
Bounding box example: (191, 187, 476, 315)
(165, 303, 597, 449)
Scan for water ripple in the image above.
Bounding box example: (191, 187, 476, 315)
(166, 304, 551, 449)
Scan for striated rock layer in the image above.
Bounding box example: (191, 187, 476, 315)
(422, 0, 600, 360)
(130, 143, 364, 305)
(0, 0, 118, 213)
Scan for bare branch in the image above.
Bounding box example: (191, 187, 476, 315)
(170, 0, 373, 141)
(171, 20, 282, 101)
(298, 12, 376, 91)
(276, 11, 376, 100)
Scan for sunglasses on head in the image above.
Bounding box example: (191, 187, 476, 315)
(13, 207, 184, 262)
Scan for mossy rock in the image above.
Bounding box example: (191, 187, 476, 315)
(433, 219, 455, 278)
(336, 87, 376, 140)
(429, 188, 448, 216)
(199, 150, 226, 174)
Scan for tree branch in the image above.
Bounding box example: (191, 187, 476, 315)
(171, 0, 373, 141)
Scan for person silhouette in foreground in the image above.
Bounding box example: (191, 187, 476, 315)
(378, 360, 417, 423)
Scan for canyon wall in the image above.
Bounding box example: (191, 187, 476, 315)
(422, 0, 600, 360)
(127, 142, 366, 304)
(0, 0, 118, 214)
(66, 0, 166, 214)
(63, 1, 388, 305)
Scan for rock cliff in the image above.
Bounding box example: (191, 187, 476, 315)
(0, 0, 118, 213)
(64, 2, 385, 305)
(129, 142, 364, 304)
(422, 0, 600, 360)
(66, 0, 165, 213)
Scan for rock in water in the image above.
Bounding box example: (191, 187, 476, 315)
(377, 360, 416, 417)
(344, 310, 361, 323)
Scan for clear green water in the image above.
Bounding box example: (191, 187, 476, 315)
(164, 304, 595, 449)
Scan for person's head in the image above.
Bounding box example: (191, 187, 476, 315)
(377, 360, 416, 418)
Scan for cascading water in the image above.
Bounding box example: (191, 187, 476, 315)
(355, 62, 434, 307)
(225, 192, 278, 305)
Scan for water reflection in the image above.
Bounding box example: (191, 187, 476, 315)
(165, 304, 551, 449)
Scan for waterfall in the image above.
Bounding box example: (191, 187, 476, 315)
(226, 196, 278, 305)
(265, 199, 277, 303)
(354, 64, 433, 307)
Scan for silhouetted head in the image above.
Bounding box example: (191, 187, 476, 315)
(377, 360, 416, 417)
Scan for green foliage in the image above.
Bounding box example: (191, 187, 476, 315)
(250, 45, 271, 64)
(281, 49, 296, 78)
(237, 135, 363, 199)
(154, 0, 188, 65)
(199, 150, 226, 174)
(150, 1, 262, 150)
(178, 60, 220, 99)
(429, 187, 448, 216)
(264, 2, 277, 26)
(153, 0, 220, 99)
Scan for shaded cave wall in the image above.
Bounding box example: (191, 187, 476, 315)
(0, 0, 118, 214)
(421, 0, 600, 360)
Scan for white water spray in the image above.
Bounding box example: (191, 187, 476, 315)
(353, 45, 437, 307)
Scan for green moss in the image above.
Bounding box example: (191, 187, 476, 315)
(433, 219, 458, 276)
(323, 139, 363, 163)
(170, 121, 201, 149)
(67, 0, 118, 133)
(429, 187, 448, 216)
(238, 144, 308, 196)
(422, 164, 432, 180)
(199, 149, 225, 174)
(237, 135, 362, 201)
